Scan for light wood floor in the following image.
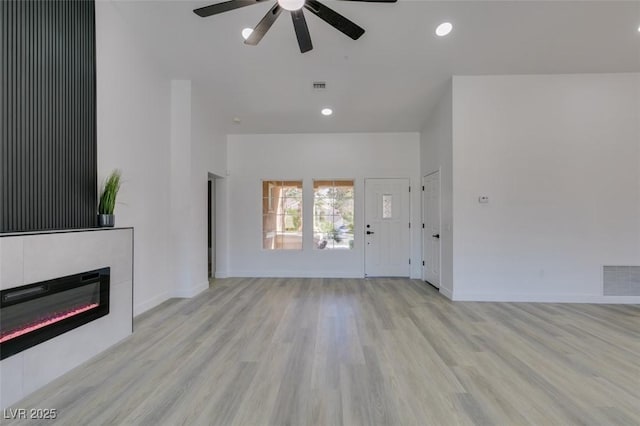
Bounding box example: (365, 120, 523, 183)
(7, 278, 640, 425)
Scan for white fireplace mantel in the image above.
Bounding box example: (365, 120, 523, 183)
(0, 228, 134, 409)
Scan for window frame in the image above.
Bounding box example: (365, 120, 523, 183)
(261, 179, 304, 251)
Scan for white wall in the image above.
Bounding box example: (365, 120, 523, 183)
(97, 2, 227, 313)
(420, 84, 454, 297)
(96, 1, 172, 314)
(170, 80, 229, 297)
(170, 81, 196, 297)
(226, 133, 421, 278)
(451, 73, 640, 302)
(187, 85, 228, 291)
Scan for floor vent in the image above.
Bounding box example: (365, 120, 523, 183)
(603, 266, 640, 296)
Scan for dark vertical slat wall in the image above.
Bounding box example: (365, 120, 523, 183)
(0, 0, 96, 233)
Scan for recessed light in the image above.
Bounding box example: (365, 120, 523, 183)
(435, 22, 453, 37)
(637, 25, 640, 32)
(321, 108, 333, 116)
(241, 28, 253, 40)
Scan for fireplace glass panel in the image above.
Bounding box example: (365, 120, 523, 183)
(0, 268, 110, 360)
(1, 282, 101, 343)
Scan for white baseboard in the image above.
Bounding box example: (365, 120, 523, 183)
(134, 291, 169, 317)
(227, 270, 364, 279)
(439, 287, 454, 300)
(214, 270, 229, 279)
(452, 292, 640, 304)
(173, 281, 209, 298)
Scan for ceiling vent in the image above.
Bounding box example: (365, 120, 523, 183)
(313, 81, 327, 91)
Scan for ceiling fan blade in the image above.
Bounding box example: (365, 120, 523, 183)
(337, 0, 397, 2)
(194, 0, 268, 18)
(304, 0, 365, 40)
(291, 10, 313, 53)
(245, 4, 282, 46)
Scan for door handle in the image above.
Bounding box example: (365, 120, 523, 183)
(432, 234, 440, 239)
(367, 231, 375, 235)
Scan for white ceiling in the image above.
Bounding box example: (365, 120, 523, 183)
(112, 0, 640, 134)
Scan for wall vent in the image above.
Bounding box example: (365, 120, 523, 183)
(312, 81, 327, 90)
(603, 266, 640, 296)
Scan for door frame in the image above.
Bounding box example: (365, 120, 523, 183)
(208, 173, 221, 280)
(422, 170, 441, 288)
(364, 177, 411, 278)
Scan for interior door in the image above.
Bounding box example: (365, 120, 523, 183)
(422, 172, 440, 287)
(364, 178, 410, 277)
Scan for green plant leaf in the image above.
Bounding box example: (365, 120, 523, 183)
(98, 170, 121, 215)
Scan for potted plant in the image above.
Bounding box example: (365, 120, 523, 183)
(98, 170, 121, 227)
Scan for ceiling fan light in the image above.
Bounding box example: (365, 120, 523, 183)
(278, 0, 305, 11)
(241, 28, 253, 40)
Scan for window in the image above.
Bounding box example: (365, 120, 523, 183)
(262, 180, 303, 250)
(382, 194, 393, 219)
(313, 180, 354, 250)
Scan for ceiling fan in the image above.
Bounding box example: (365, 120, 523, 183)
(194, 0, 397, 53)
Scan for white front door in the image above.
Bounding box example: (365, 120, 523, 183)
(364, 178, 410, 277)
(422, 172, 440, 287)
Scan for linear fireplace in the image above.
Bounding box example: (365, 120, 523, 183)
(0, 268, 110, 360)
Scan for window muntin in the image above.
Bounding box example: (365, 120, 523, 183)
(313, 180, 354, 250)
